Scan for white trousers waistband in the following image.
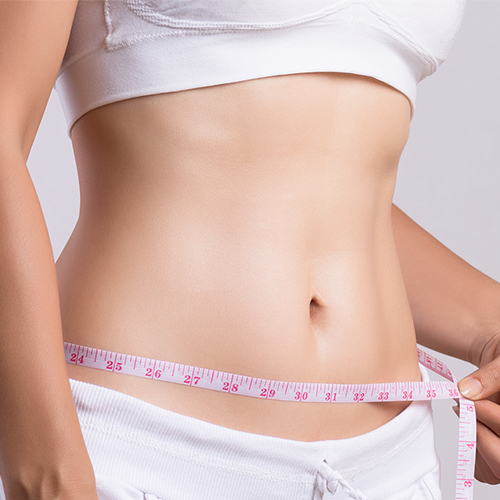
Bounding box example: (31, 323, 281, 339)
(66, 363, 441, 500)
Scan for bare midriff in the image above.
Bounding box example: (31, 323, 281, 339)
(58, 72, 420, 442)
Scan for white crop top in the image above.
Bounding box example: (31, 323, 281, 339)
(55, 0, 466, 134)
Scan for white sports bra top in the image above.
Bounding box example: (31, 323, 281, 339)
(55, 0, 466, 134)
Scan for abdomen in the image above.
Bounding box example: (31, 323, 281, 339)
(59, 72, 420, 440)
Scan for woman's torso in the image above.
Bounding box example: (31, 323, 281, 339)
(58, 71, 421, 441)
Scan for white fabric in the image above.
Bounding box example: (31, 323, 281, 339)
(0, 364, 441, 499)
(55, 0, 466, 134)
(315, 463, 368, 499)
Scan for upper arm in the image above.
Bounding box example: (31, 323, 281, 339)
(0, 0, 78, 160)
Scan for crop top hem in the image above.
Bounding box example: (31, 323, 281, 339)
(56, 19, 421, 135)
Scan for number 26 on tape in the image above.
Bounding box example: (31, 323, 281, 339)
(146, 367, 161, 378)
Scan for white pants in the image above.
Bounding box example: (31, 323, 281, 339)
(1, 364, 441, 500)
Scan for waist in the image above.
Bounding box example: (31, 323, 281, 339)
(60, 222, 420, 440)
(58, 72, 419, 439)
(58, 200, 418, 375)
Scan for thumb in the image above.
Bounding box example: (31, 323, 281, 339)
(458, 360, 500, 400)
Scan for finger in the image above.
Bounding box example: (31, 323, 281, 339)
(452, 403, 500, 483)
(487, 391, 500, 406)
(474, 399, 500, 437)
(475, 449, 498, 484)
(475, 420, 500, 483)
(458, 359, 500, 400)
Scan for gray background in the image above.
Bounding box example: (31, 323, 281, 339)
(26, 1, 500, 497)
(394, 1, 500, 498)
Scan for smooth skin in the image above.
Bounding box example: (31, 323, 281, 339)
(61, 72, 420, 442)
(0, 1, 500, 499)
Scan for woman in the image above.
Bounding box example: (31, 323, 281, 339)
(1, 1, 500, 499)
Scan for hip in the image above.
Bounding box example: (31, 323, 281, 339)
(65, 328, 421, 441)
(67, 365, 440, 500)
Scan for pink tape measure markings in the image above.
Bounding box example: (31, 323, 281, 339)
(64, 342, 476, 499)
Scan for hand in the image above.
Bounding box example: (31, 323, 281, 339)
(458, 333, 500, 483)
(0, 444, 99, 500)
(2, 474, 100, 500)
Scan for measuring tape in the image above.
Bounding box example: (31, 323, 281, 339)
(64, 342, 476, 499)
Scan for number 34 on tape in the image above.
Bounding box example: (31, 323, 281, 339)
(65, 342, 477, 500)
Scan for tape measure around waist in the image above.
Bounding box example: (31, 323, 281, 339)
(64, 341, 476, 500)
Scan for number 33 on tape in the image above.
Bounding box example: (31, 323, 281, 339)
(65, 342, 476, 500)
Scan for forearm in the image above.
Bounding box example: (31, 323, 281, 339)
(392, 204, 500, 366)
(0, 151, 96, 498)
